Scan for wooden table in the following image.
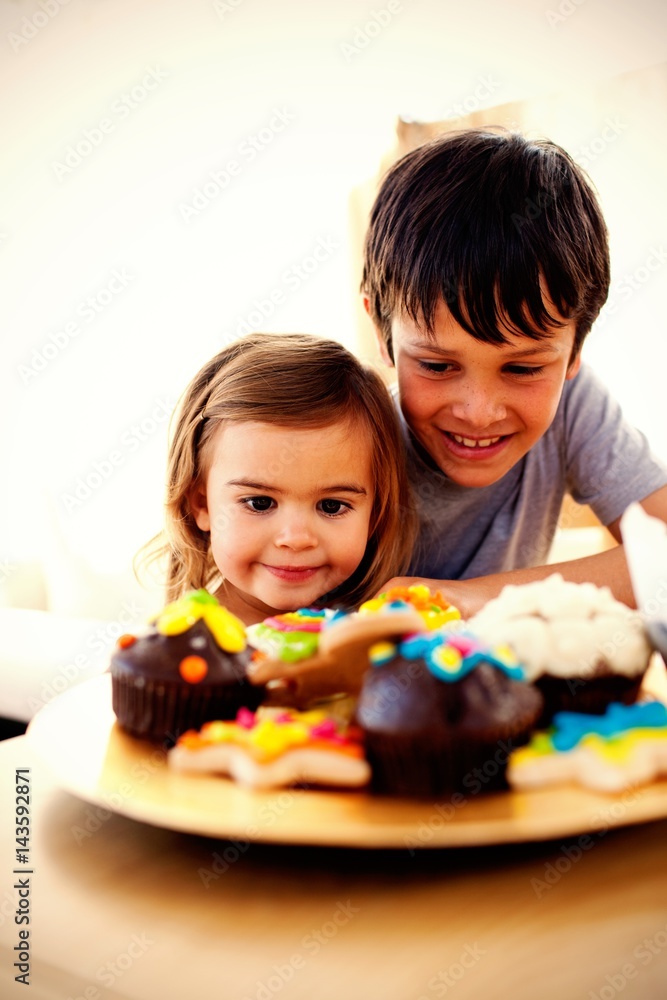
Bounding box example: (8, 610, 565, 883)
(1, 731, 667, 1000)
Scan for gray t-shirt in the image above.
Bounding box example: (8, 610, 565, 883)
(395, 363, 667, 580)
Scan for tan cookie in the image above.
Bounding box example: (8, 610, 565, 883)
(247, 606, 425, 707)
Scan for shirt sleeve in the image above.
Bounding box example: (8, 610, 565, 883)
(562, 364, 667, 525)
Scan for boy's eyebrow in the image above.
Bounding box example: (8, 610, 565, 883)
(408, 338, 561, 358)
(226, 478, 368, 495)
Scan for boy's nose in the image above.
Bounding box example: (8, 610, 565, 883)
(449, 381, 507, 428)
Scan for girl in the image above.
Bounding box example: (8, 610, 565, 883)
(143, 332, 416, 625)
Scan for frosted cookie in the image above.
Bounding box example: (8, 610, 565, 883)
(470, 573, 651, 723)
(246, 608, 330, 662)
(358, 584, 461, 630)
(508, 700, 667, 794)
(168, 706, 370, 789)
(247, 599, 427, 707)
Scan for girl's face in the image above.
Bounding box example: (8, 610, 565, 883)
(190, 418, 375, 624)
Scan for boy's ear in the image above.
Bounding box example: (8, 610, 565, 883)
(188, 483, 211, 531)
(363, 293, 395, 368)
(565, 351, 582, 380)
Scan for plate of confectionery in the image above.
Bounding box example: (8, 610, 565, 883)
(27, 663, 667, 848)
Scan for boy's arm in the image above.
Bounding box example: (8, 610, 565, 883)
(383, 485, 667, 619)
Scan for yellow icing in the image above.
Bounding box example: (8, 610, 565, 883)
(359, 584, 461, 630)
(513, 727, 667, 767)
(181, 709, 359, 762)
(154, 591, 246, 652)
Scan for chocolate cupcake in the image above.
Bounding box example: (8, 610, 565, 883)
(470, 574, 652, 725)
(111, 589, 264, 743)
(355, 631, 543, 798)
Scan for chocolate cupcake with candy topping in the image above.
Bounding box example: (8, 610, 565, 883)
(355, 631, 543, 798)
(111, 589, 264, 743)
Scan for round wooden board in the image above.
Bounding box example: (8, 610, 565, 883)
(26, 672, 667, 848)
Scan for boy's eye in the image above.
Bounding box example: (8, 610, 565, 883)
(242, 496, 275, 512)
(505, 364, 546, 377)
(318, 499, 349, 516)
(417, 360, 453, 374)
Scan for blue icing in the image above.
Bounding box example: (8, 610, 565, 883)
(397, 630, 525, 683)
(551, 701, 667, 752)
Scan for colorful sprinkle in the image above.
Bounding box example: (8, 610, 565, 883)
(178, 655, 208, 683)
(359, 585, 461, 630)
(369, 641, 397, 666)
(117, 633, 136, 649)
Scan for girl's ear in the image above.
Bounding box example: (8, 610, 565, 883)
(566, 351, 582, 380)
(188, 483, 211, 531)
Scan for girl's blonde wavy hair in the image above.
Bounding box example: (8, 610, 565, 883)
(139, 332, 416, 609)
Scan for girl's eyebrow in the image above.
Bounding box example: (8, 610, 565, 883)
(226, 478, 368, 496)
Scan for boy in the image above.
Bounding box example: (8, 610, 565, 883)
(361, 128, 667, 617)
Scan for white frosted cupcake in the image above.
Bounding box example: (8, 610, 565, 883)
(469, 574, 651, 723)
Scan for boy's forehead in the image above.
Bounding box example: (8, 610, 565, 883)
(391, 298, 576, 354)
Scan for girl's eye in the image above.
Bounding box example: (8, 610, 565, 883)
(505, 364, 546, 377)
(242, 496, 275, 512)
(416, 360, 454, 374)
(318, 499, 349, 516)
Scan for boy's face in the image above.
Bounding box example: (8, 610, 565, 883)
(380, 299, 581, 489)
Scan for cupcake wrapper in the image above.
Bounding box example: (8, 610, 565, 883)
(535, 673, 645, 726)
(112, 675, 264, 745)
(365, 725, 533, 799)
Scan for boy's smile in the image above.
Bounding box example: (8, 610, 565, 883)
(385, 300, 581, 488)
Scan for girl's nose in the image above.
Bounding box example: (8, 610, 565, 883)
(274, 516, 318, 551)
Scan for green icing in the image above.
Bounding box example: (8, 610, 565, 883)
(254, 624, 320, 663)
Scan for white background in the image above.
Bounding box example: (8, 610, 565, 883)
(1, 0, 666, 614)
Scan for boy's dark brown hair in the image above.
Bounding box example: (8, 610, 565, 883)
(362, 127, 610, 360)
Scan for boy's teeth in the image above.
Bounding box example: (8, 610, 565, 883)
(452, 434, 502, 448)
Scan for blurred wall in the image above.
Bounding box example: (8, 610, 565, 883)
(1, 0, 665, 615)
